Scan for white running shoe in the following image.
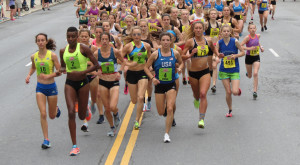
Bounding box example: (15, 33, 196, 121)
(164, 133, 171, 143)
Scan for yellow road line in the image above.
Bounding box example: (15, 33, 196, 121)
(105, 102, 135, 165)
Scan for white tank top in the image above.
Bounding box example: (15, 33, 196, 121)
(193, 13, 204, 20)
(110, 23, 119, 36)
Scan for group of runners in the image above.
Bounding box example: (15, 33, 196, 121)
(26, 0, 274, 156)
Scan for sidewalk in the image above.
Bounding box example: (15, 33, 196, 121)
(1, 0, 70, 23)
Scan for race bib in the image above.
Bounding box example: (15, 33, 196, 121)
(80, 15, 87, 21)
(36, 62, 50, 75)
(210, 28, 219, 37)
(66, 56, 80, 70)
(197, 45, 209, 57)
(261, 3, 267, 8)
(223, 56, 236, 68)
(133, 52, 146, 64)
(222, 23, 232, 27)
(159, 68, 172, 81)
(148, 23, 157, 32)
(101, 61, 114, 74)
(250, 46, 259, 56)
(120, 21, 127, 28)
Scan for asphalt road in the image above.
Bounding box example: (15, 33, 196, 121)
(0, 1, 299, 165)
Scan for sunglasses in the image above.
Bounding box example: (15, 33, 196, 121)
(132, 33, 141, 36)
(196, 7, 202, 9)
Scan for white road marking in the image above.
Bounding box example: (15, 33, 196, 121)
(269, 48, 280, 57)
(25, 62, 32, 67)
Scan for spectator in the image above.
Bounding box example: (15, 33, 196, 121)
(9, 0, 15, 20)
(42, 0, 49, 10)
(6, 0, 9, 10)
(15, 0, 22, 18)
(31, 0, 35, 8)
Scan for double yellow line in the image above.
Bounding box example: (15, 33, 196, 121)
(105, 96, 147, 165)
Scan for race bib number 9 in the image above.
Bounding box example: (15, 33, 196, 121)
(250, 46, 259, 56)
(66, 56, 80, 70)
(101, 61, 114, 74)
(37, 62, 50, 75)
(197, 45, 209, 57)
(223, 56, 236, 68)
(159, 68, 172, 81)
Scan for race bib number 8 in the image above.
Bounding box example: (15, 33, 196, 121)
(37, 62, 50, 75)
(223, 56, 236, 68)
(66, 56, 80, 70)
(159, 68, 172, 81)
(101, 62, 114, 74)
(197, 45, 209, 57)
(250, 46, 259, 56)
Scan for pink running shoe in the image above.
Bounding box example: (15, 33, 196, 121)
(226, 113, 233, 117)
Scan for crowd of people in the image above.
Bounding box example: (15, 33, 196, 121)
(25, 0, 283, 156)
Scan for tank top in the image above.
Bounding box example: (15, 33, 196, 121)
(100, 3, 111, 14)
(63, 43, 88, 72)
(98, 47, 118, 74)
(233, 2, 242, 12)
(189, 38, 211, 58)
(79, 7, 88, 24)
(215, 1, 224, 12)
(193, 13, 204, 21)
(221, 17, 235, 28)
(127, 42, 148, 64)
(154, 48, 177, 84)
(119, 11, 128, 28)
(111, 2, 118, 14)
(179, 20, 190, 33)
(110, 23, 119, 36)
(34, 50, 53, 76)
(177, 4, 186, 9)
(88, 7, 99, 19)
(246, 34, 260, 56)
(205, 22, 220, 38)
(259, 0, 268, 11)
(148, 18, 160, 32)
(203, 0, 211, 9)
(92, 39, 101, 48)
(218, 38, 239, 73)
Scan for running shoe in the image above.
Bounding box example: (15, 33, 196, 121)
(198, 119, 205, 129)
(41, 139, 51, 149)
(253, 92, 258, 100)
(269, 10, 271, 15)
(114, 113, 121, 127)
(264, 26, 267, 31)
(238, 88, 242, 96)
(97, 115, 105, 124)
(48, 8, 50, 10)
(11, 18, 16, 21)
(182, 77, 187, 85)
(226, 113, 233, 117)
(124, 85, 128, 95)
(172, 119, 176, 127)
(246, 72, 248, 78)
(88, 98, 96, 115)
(143, 103, 147, 112)
(261, 27, 264, 32)
(272, 17, 274, 20)
(251, 16, 253, 20)
(81, 124, 89, 132)
(75, 103, 78, 113)
(0, 19, 2, 22)
(107, 127, 116, 137)
(134, 121, 140, 130)
(164, 133, 171, 143)
(187, 77, 190, 84)
(70, 147, 80, 156)
(85, 106, 92, 121)
(211, 85, 216, 93)
(194, 99, 200, 109)
(42, 8, 45, 11)
(146, 101, 151, 111)
(56, 106, 61, 118)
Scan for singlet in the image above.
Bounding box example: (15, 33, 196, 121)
(111, 2, 118, 14)
(79, 7, 88, 24)
(142, 39, 153, 48)
(92, 39, 101, 47)
(127, 42, 148, 64)
(100, 3, 112, 14)
(34, 50, 53, 76)
(119, 11, 128, 28)
(98, 47, 118, 74)
(205, 21, 220, 38)
(148, 18, 161, 32)
(218, 38, 239, 73)
(179, 20, 190, 33)
(88, 7, 99, 19)
(177, 4, 186, 9)
(233, 2, 243, 12)
(221, 17, 235, 28)
(203, 0, 211, 9)
(189, 37, 211, 58)
(154, 48, 177, 84)
(110, 23, 120, 36)
(259, 0, 268, 11)
(215, 1, 224, 12)
(193, 13, 204, 21)
(63, 43, 88, 72)
(246, 34, 260, 56)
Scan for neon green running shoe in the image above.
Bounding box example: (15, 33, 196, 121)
(134, 121, 140, 130)
(194, 99, 200, 109)
(198, 119, 205, 129)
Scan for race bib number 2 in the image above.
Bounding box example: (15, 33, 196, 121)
(66, 56, 80, 70)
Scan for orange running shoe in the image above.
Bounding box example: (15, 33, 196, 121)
(85, 106, 92, 121)
(70, 147, 80, 156)
(75, 103, 78, 113)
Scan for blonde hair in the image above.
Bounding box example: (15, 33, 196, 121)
(125, 15, 135, 22)
(220, 24, 233, 37)
(184, 21, 205, 41)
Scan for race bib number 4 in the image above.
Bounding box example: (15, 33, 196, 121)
(37, 62, 50, 75)
(66, 56, 80, 70)
(197, 45, 209, 57)
(250, 46, 259, 56)
(223, 56, 236, 68)
(159, 68, 172, 81)
(101, 61, 114, 74)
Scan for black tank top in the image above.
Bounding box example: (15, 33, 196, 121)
(205, 21, 220, 36)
